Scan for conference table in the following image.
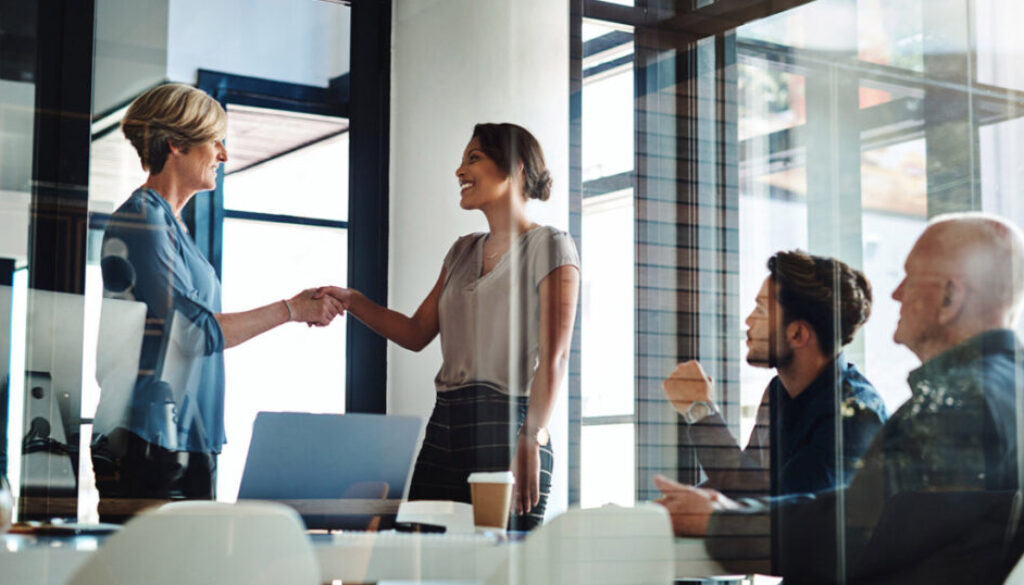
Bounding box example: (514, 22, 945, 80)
(0, 529, 757, 584)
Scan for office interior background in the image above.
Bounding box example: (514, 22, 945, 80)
(0, 0, 1022, 546)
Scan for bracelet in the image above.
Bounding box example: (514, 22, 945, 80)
(282, 299, 294, 322)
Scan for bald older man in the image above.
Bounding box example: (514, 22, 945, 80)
(656, 212, 1024, 585)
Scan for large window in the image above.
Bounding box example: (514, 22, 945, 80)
(578, 18, 637, 508)
(218, 104, 349, 500)
(0, 0, 358, 522)
(571, 0, 1024, 508)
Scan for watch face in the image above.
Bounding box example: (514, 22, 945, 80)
(537, 427, 550, 446)
(685, 402, 713, 424)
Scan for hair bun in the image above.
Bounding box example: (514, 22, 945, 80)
(530, 169, 552, 201)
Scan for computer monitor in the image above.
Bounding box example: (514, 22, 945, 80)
(1, 286, 145, 519)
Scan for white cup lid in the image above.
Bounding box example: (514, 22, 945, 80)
(467, 471, 515, 484)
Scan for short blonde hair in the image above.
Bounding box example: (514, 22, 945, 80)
(121, 83, 227, 174)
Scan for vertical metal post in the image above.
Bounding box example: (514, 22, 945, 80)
(346, 0, 392, 414)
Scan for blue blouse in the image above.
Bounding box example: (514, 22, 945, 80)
(92, 188, 227, 454)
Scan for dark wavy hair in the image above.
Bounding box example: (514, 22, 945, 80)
(767, 250, 873, 356)
(471, 123, 552, 201)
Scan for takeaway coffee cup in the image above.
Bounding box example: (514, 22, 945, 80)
(467, 471, 515, 529)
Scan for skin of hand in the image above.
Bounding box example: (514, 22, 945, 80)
(512, 433, 541, 515)
(653, 474, 736, 536)
(314, 282, 443, 350)
(662, 360, 714, 416)
(289, 288, 346, 327)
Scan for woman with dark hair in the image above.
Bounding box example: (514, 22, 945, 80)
(319, 123, 580, 530)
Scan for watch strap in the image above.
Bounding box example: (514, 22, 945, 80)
(682, 401, 716, 425)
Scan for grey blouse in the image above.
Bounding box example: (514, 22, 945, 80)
(434, 225, 580, 396)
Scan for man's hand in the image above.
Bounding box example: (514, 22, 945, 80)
(662, 360, 714, 417)
(653, 474, 735, 536)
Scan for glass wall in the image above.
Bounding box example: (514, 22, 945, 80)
(0, 0, 352, 523)
(573, 0, 1024, 581)
(2, 0, 1024, 581)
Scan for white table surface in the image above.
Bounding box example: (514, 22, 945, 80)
(0, 531, 731, 584)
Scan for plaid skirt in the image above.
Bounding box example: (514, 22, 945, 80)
(407, 385, 553, 531)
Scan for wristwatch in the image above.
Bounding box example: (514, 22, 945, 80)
(520, 424, 550, 446)
(681, 401, 717, 425)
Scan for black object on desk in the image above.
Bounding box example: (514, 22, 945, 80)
(394, 521, 446, 534)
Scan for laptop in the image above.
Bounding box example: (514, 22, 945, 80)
(237, 411, 422, 529)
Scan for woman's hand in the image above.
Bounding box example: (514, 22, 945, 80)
(288, 287, 347, 327)
(512, 432, 541, 516)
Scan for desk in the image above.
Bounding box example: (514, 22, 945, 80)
(0, 532, 731, 584)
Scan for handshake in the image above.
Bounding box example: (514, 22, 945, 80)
(286, 286, 352, 327)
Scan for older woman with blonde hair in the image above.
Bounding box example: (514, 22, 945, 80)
(90, 83, 344, 517)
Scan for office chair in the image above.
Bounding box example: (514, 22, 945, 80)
(487, 504, 675, 585)
(64, 500, 320, 585)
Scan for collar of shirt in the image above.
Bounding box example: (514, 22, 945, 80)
(907, 329, 1021, 395)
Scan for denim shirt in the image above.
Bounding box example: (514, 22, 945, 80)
(92, 188, 227, 454)
(706, 330, 1024, 584)
(688, 355, 887, 498)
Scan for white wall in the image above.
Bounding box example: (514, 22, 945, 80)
(389, 0, 571, 518)
(167, 0, 350, 86)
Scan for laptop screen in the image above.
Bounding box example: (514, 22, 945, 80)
(237, 412, 422, 528)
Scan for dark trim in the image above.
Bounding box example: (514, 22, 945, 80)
(583, 0, 645, 26)
(225, 128, 349, 176)
(28, 0, 94, 295)
(88, 212, 111, 232)
(0, 258, 13, 477)
(223, 209, 349, 230)
(345, 0, 391, 414)
(197, 70, 349, 118)
(0, 0, 37, 82)
(583, 54, 634, 79)
(583, 0, 819, 37)
(90, 121, 124, 143)
(583, 171, 634, 198)
(583, 30, 633, 59)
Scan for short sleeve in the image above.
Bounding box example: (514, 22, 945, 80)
(442, 234, 483, 282)
(530, 227, 580, 289)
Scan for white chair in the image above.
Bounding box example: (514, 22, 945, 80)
(487, 504, 675, 585)
(65, 501, 321, 585)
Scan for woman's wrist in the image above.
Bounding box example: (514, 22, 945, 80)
(347, 289, 366, 315)
(519, 423, 549, 446)
(282, 298, 294, 322)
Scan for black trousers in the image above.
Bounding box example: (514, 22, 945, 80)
(407, 385, 553, 531)
(91, 428, 216, 523)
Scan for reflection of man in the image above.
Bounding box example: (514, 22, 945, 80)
(656, 213, 1024, 584)
(664, 251, 886, 498)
